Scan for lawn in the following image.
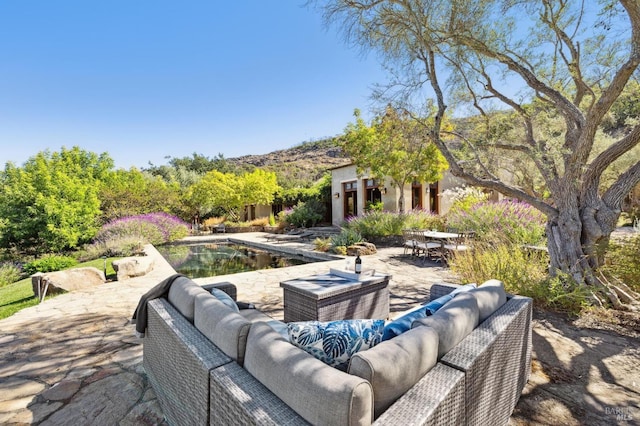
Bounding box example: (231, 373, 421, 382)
(0, 257, 119, 320)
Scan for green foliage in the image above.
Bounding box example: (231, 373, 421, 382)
(446, 200, 546, 245)
(99, 168, 182, 222)
(0, 264, 21, 288)
(365, 201, 384, 212)
(188, 169, 280, 221)
(23, 255, 78, 275)
(0, 147, 113, 253)
(283, 201, 324, 228)
(330, 228, 364, 248)
(342, 107, 448, 212)
(344, 210, 446, 239)
(268, 213, 277, 226)
(275, 172, 332, 207)
(602, 235, 640, 293)
(450, 243, 588, 314)
(332, 245, 347, 255)
(444, 186, 489, 214)
(602, 80, 640, 132)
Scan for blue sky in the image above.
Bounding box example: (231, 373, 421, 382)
(0, 1, 387, 169)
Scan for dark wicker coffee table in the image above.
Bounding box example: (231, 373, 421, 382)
(280, 272, 391, 322)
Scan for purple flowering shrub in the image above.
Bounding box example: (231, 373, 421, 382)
(95, 213, 189, 247)
(446, 200, 546, 245)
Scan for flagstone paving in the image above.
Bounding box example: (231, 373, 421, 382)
(0, 232, 638, 425)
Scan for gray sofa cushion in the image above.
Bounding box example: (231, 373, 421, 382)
(471, 279, 508, 322)
(349, 325, 439, 418)
(167, 276, 209, 322)
(238, 309, 289, 340)
(412, 292, 479, 359)
(194, 292, 251, 366)
(238, 308, 276, 323)
(244, 322, 374, 425)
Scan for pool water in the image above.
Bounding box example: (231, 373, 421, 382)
(157, 242, 313, 278)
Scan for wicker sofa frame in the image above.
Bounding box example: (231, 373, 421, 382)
(143, 282, 532, 425)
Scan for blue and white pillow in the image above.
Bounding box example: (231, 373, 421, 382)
(287, 319, 385, 370)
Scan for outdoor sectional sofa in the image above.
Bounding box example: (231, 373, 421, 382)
(141, 276, 532, 426)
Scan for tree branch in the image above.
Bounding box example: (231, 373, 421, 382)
(582, 123, 640, 200)
(602, 160, 640, 209)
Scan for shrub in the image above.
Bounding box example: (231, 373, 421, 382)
(344, 210, 446, 239)
(332, 245, 347, 255)
(0, 263, 21, 288)
(602, 234, 640, 293)
(446, 200, 546, 245)
(203, 217, 225, 231)
(331, 228, 364, 249)
(365, 201, 384, 212)
(284, 201, 323, 228)
(269, 213, 277, 226)
(249, 217, 269, 227)
(443, 186, 489, 214)
(82, 236, 145, 258)
(95, 212, 189, 247)
(449, 242, 588, 314)
(23, 255, 78, 275)
(313, 237, 332, 252)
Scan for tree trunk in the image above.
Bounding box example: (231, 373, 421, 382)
(546, 196, 639, 310)
(397, 183, 406, 213)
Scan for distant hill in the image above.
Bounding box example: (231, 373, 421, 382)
(227, 138, 351, 187)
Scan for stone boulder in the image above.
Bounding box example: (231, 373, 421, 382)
(346, 242, 377, 256)
(31, 267, 106, 298)
(112, 256, 154, 281)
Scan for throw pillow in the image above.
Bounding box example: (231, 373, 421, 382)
(210, 288, 240, 313)
(287, 319, 385, 371)
(381, 283, 478, 341)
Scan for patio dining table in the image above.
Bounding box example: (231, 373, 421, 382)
(419, 230, 463, 262)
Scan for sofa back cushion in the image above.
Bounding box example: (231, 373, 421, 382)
(194, 292, 251, 366)
(471, 279, 507, 322)
(244, 322, 374, 425)
(167, 276, 209, 322)
(349, 325, 439, 418)
(412, 292, 479, 359)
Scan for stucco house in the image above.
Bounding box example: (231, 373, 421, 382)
(330, 163, 494, 226)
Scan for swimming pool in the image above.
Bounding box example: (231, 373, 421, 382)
(157, 242, 317, 278)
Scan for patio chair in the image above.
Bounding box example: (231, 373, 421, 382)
(442, 231, 475, 262)
(413, 231, 442, 263)
(402, 229, 418, 256)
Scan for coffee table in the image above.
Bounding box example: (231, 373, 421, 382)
(280, 272, 391, 322)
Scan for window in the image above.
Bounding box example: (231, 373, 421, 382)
(364, 178, 382, 208)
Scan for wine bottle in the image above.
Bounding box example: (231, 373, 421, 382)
(355, 253, 362, 274)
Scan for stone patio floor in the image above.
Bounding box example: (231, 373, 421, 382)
(0, 232, 638, 425)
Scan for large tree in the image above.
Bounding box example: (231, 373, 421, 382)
(187, 169, 280, 221)
(316, 0, 640, 308)
(0, 147, 113, 253)
(99, 168, 183, 222)
(343, 106, 449, 212)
